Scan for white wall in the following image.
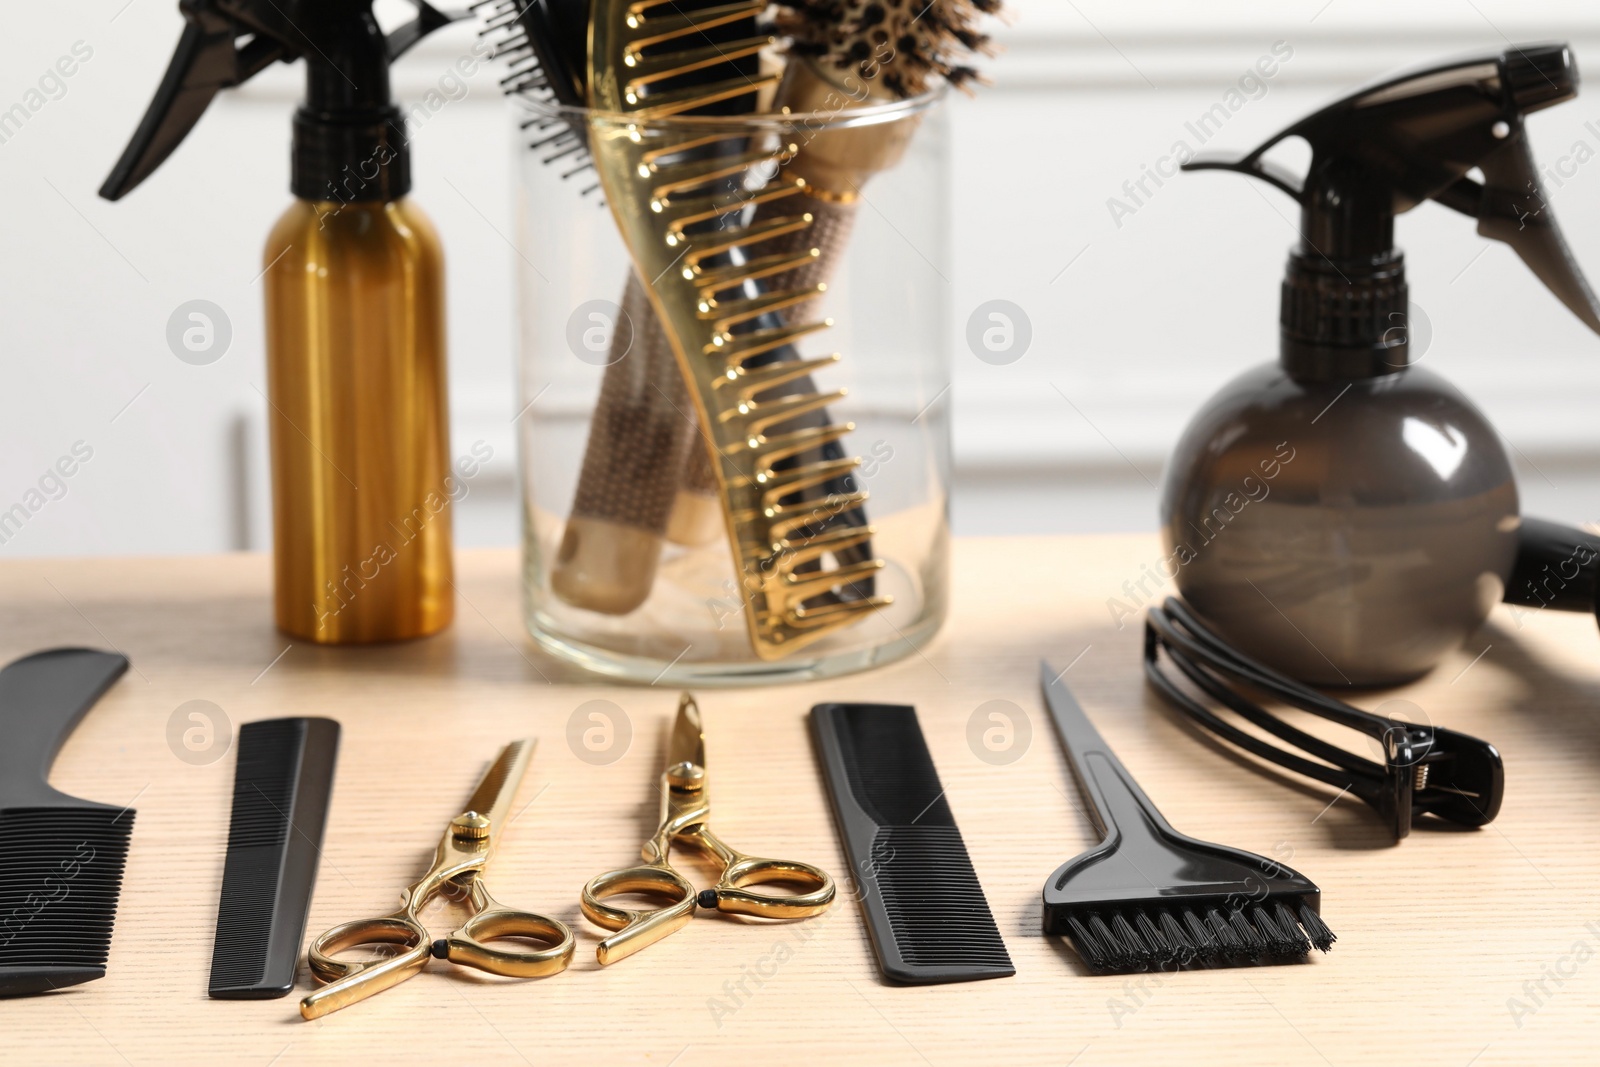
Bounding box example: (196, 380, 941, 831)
(4, 1, 1600, 556)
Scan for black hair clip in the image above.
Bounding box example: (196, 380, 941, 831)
(1143, 598, 1504, 840)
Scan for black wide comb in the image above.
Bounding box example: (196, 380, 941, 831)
(810, 703, 1013, 984)
(209, 717, 340, 998)
(1041, 662, 1334, 973)
(0, 648, 133, 997)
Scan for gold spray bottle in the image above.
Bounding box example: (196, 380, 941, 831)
(102, 0, 461, 642)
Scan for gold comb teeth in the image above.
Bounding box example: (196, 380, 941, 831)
(588, 0, 891, 657)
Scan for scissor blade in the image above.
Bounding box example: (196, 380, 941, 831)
(668, 693, 706, 770)
(464, 739, 534, 832)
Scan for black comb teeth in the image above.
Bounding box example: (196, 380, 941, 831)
(0, 647, 133, 997)
(811, 703, 1015, 984)
(0, 808, 133, 993)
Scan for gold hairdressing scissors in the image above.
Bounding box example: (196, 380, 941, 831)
(580, 693, 836, 965)
(300, 740, 573, 1019)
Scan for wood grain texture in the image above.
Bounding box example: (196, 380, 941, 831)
(3, 536, 1599, 1065)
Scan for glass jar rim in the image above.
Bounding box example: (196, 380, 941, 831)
(511, 82, 947, 132)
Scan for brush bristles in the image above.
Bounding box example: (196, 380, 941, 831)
(775, 0, 1004, 97)
(1064, 901, 1334, 973)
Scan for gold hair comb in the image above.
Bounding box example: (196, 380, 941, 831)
(586, 0, 890, 658)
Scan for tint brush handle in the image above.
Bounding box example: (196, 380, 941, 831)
(1040, 662, 1175, 842)
(0, 649, 128, 804)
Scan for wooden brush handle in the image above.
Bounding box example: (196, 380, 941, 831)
(565, 270, 697, 531)
(550, 270, 699, 614)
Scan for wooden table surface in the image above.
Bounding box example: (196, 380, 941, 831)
(4, 535, 1599, 1065)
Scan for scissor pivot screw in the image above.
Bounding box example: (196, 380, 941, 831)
(452, 811, 491, 839)
(666, 761, 705, 788)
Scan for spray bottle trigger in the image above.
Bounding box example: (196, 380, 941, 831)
(1472, 133, 1600, 334)
(98, 11, 289, 202)
(1180, 149, 1305, 204)
(385, 1, 466, 61)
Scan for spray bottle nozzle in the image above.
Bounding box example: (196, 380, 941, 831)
(1183, 43, 1600, 377)
(1504, 43, 1578, 111)
(100, 0, 461, 203)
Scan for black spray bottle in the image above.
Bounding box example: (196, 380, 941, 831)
(1163, 44, 1600, 686)
(101, 1, 463, 644)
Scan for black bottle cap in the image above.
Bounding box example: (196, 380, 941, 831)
(1280, 251, 1409, 379)
(292, 107, 410, 204)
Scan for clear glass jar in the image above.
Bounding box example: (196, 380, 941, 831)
(513, 91, 950, 685)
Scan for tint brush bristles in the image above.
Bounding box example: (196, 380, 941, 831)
(1040, 662, 1335, 975)
(1062, 901, 1335, 974)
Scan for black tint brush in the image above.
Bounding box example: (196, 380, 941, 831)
(1040, 662, 1334, 972)
(0, 648, 133, 996)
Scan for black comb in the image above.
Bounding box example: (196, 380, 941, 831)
(0, 648, 132, 997)
(208, 717, 340, 999)
(1041, 662, 1334, 973)
(810, 703, 1014, 984)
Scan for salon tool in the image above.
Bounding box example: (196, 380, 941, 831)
(1041, 661, 1334, 972)
(810, 702, 1013, 984)
(576, 0, 891, 654)
(209, 717, 340, 999)
(1165, 43, 1600, 685)
(552, 269, 709, 614)
(485, 0, 794, 613)
(103, 1, 463, 643)
(755, 0, 997, 319)
(1145, 598, 1504, 840)
(565, 0, 1004, 616)
(299, 740, 572, 1019)
(1504, 517, 1600, 619)
(486, 0, 881, 625)
(482, 0, 591, 170)
(0, 648, 132, 996)
(581, 693, 835, 964)
(490, 0, 728, 562)
(664, 1, 1002, 538)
